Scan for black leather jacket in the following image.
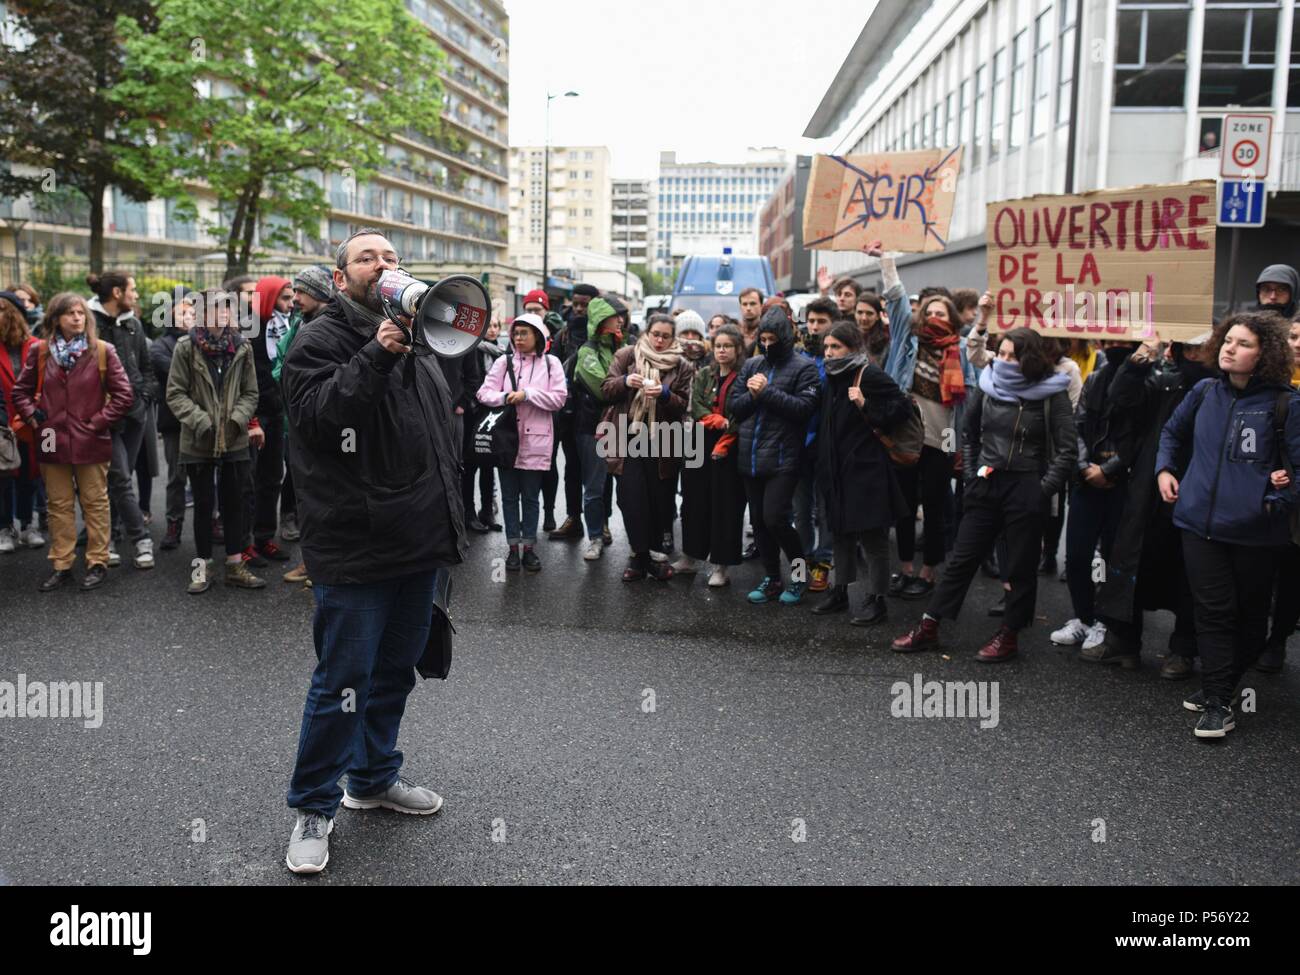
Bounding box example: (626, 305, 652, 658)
(962, 386, 1078, 495)
(1074, 348, 1138, 481)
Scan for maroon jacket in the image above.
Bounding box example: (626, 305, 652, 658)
(11, 340, 134, 465)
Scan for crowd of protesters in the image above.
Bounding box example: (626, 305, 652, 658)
(3, 246, 1297, 741)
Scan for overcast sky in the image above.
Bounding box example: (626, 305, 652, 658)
(503, 0, 867, 177)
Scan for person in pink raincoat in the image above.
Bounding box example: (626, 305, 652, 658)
(476, 312, 567, 572)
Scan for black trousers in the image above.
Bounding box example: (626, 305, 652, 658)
(927, 470, 1046, 631)
(617, 455, 664, 559)
(1267, 542, 1300, 650)
(189, 459, 249, 559)
(461, 411, 496, 516)
(246, 416, 285, 546)
(542, 424, 582, 520)
(1182, 532, 1278, 701)
(742, 471, 803, 577)
(895, 445, 952, 567)
(681, 441, 745, 566)
(1065, 482, 1127, 625)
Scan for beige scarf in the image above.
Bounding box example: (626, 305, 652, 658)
(630, 333, 683, 426)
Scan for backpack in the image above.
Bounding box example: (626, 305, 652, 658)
(857, 364, 923, 467)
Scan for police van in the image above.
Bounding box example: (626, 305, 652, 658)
(670, 248, 776, 321)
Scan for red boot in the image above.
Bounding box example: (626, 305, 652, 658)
(975, 626, 1019, 662)
(891, 616, 940, 653)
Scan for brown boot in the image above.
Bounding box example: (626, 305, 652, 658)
(891, 616, 940, 653)
(548, 516, 583, 540)
(225, 559, 267, 589)
(283, 562, 311, 585)
(975, 626, 1019, 663)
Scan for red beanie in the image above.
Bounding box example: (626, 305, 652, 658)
(523, 288, 549, 311)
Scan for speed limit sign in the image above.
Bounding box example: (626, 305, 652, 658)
(1221, 114, 1273, 179)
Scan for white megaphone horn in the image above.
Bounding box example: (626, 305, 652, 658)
(376, 268, 491, 359)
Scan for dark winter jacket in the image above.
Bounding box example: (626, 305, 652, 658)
(1074, 346, 1140, 482)
(727, 309, 822, 477)
(166, 333, 260, 461)
(1156, 375, 1300, 546)
(91, 299, 155, 423)
(816, 360, 912, 534)
(283, 293, 468, 584)
(150, 328, 185, 433)
(962, 387, 1077, 495)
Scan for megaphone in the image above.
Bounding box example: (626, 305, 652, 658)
(377, 269, 490, 359)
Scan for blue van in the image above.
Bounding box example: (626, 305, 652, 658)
(671, 248, 777, 321)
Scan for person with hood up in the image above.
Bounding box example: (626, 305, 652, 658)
(601, 312, 693, 581)
(1156, 312, 1300, 738)
(547, 284, 596, 539)
(1254, 264, 1298, 319)
(476, 312, 567, 572)
(572, 296, 626, 560)
(727, 306, 822, 605)
(87, 271, 156, 570)
(242, 275, 293, 568)
(165, 289, 265, 593)
(814, 323, 912, 626)
(149, 287, 197, 551)
(892, 327, 1077, 662)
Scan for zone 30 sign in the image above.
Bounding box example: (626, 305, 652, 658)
(1220, 113, 1273, 179)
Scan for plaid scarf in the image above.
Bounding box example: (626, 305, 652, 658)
(192, 325, 237, 359)
(915, 323, 965, 406)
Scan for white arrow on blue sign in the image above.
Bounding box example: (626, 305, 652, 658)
(1217, 179, 1267, 227)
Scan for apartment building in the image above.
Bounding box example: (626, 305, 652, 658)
(508, 145, 614, 273)
(611, 178, 656, 268)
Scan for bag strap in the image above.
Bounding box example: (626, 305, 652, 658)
(1274, 389, 1293, 477)
(36, 342, 48, 402)
(96, 340, 108, 393)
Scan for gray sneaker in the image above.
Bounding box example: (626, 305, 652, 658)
(342, 776, 444, 815)
(286, 811, 334, 874)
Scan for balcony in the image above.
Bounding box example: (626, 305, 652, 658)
(377, 160, 506, 213)
(399, 127, 507, 179)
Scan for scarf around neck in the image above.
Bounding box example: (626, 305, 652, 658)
(917, 322, 965, 405)
(823, 352, 868, 376)
(193, 325, 238, 359)
(51, 333, 88, 371)
(979, 359, 1071, 403)
(630, 334, 683, 426)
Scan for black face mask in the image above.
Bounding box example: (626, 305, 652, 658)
(1176, 355, 1215, 385)
(804, 331, 824, 358)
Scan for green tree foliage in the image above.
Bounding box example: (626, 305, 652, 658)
(0, 1, 159, 273)
(113, 0, 449, 277)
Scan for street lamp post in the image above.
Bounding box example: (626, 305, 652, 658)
(542, 90, 579, 295)
(2, 216, 29, 283)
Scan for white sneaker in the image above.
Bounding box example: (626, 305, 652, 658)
(107, 541, 121, 568)
(707, 565, 729, 587)
(1081, 619, 1108, 651)
(1050, 618, 1090, 646)
(0, 527, 15, 553)
(583, 538, 603, 561)
(18, 526, 45, 548)
(649, 550, 668, 563)
(670, 555, 700, 574)
(133, 537, 154, 570)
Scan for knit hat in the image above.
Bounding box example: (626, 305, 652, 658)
(293, 265, 333, 303)
(523, 288, 550, 311)
(573, 283, 600, 299)
(674, 309, 706, 338)
(0, 290, 27, 317)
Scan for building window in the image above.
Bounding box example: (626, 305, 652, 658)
(1292, 9, 1300, 107)
(958, 78, 971, 155)
(1199, 3, 1278, 107)
(973, 66, 987, 167)
(1114, 1, 1191, 107)
(1010, 30, 1028, 150)
(990, 47, 1007, 159)
(1031, 10, 1053, 138)
(944, 91, 956, 146)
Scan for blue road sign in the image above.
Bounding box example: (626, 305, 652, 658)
(1217, 179, 1267, 227)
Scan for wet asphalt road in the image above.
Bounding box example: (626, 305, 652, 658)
(0, 468, 1296, 886)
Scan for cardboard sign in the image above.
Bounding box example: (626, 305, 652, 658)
(985, 181, 1216, 342)
(802, 148, 963, 253)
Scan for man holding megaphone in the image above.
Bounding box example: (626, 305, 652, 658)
(280, 228, 468, 875)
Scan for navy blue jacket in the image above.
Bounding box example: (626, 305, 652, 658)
(1155, 376, 1300, 546)
(728, 309, 821, 477)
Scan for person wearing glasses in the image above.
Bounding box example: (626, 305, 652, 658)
(281, 228, 468, 875)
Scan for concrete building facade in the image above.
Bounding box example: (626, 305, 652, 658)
(758, 156, 813, 294)
(611, 178, 656, 270)
(508, 144, 613, 274)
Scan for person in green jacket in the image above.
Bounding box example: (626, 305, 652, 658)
(571, 296, 627, 559)
(166, 289, 265, 594)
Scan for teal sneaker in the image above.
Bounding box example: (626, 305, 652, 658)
(779, 580, 808, 605)
(747, 576, 783, 604)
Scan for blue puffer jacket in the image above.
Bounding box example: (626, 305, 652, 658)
(1155, 376, 1300, 546)
(728, 308, 822, 477)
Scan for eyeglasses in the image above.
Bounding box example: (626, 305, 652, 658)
(346, 254, 401, 269)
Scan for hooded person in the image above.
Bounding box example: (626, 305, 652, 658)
(727, 306, 823, 605)
(1254, 264, 1298, 319)
(546, 286, 596, 539)
(600, 311, 694, 581)
(150, 286, 198, 551)
(571, 296, 626, 556)
(244, 275, 294, 566)
(476, 312, 567, 572)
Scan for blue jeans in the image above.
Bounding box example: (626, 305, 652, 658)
(499, 467, 543, 545)
(287, 569, 437, 817)
(577, 433, 609, 540)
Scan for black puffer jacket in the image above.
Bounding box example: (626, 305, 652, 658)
(727, 308, 822, 477)
(962, 386, 1077, 495)
(150, 327, 184, 433)
(1074, 346, 1140, 481)
(283, 293, 467, 585)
